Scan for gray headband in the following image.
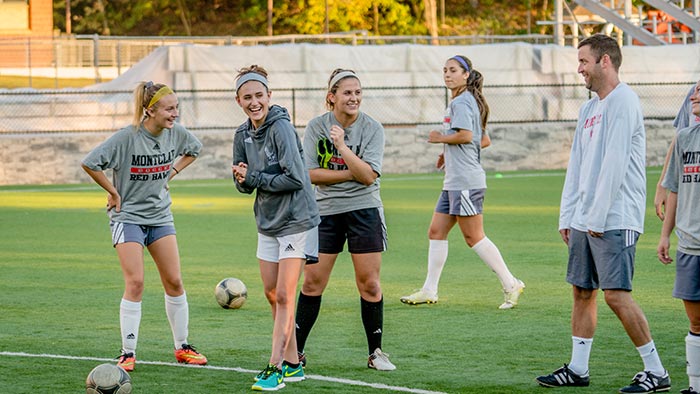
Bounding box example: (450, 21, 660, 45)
(235, 73, 269, 92)
(328, 71, 359, 89)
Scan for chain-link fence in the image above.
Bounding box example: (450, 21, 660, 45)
(0, 82, 692, 134)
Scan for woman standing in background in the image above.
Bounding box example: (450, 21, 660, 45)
(400, 55, 524, 310)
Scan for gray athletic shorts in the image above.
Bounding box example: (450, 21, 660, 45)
(566, 229, 639, 291)
(674, 251, 700, 301)
(110, 221, 176, 247)
(435, 189, 485, 217)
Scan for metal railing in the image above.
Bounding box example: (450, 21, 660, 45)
(0, 82, 692, 134)
(0, 33, 557, 83)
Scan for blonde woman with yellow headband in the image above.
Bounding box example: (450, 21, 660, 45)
(81, 81, 208, 371)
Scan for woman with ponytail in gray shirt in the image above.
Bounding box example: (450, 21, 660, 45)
(81, 81, 207, 372)
(400, 55, 524, 310)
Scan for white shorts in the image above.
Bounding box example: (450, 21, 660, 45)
(256, 227, 318, 263)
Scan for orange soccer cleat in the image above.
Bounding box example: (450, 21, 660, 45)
(116, 351, 135, 372)
(174, 344, 207, 365)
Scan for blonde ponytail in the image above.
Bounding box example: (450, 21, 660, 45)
(132, 81, 169, 127)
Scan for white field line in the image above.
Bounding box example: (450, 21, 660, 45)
(0, 351, 447, 394)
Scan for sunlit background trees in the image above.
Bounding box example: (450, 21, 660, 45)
(52, 0, 554, 37)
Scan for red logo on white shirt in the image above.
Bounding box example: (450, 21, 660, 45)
(583, 114, 602, 138)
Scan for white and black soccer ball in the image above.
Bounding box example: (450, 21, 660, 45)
(85, 363, 132, 394)
(215, 277, 248, 309)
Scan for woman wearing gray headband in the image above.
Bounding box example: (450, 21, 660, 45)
(295, 68, 396, 372)
(232, 65, 320, 391)
(400, 55, 525, 310)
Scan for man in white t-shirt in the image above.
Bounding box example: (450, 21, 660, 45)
(536, 34, 670, 393)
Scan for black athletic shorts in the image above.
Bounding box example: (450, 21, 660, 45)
(318, 207, 387, 254)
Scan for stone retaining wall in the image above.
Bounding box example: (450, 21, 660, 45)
(0, 121, 675, 186)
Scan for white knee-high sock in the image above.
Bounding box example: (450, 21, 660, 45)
(687, 333, 700, 389)
(471, 237, 517, 290)
(422, 240, 448, 294)
(568, 336, 593, 376)
(120, 299, 141, 355)
(165, 292, 189, 349)
(637, 340, 665, 376)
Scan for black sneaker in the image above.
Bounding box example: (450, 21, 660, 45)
(298, 351, 306, 367)
(536, 364, 590, 387)
(619, 370, 670, 393)
(681, 388, 699, 394)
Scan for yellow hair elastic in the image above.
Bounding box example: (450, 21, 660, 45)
(147, 85, 174, 109)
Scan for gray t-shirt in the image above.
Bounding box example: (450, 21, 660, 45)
(82, 123, 202, 226)
(442, 91, 486, 191)
(662, 123, 700, 255)
(302, 111, 384, 215)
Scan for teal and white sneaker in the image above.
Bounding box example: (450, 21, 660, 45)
(282, 362, 305, 382)
(255, 362, 305, 382)
(251, 364, 285, 391)
(253, 368, 265, 382)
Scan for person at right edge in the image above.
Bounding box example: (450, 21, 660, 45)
(658, 82, 700, 394)
(535, 34, 670, 393)
(653, 81, 700, 221)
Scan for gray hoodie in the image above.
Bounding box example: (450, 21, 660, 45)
(233, 105, 320, 237)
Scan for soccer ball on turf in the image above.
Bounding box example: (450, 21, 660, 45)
(215, 277, 248, 309)
(85, 363, 132, 394)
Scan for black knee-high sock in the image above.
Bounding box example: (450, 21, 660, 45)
(295, 292, 322, 353)
(360, 296, 383, 354)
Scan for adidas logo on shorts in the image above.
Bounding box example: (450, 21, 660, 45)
(285, 244, 295, 252)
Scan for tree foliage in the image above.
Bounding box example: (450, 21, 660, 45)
(53, 0, 554, 37)
(274, 0, 424, 35)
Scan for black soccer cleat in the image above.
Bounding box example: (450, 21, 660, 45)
(536, 364, 590, 388)
(619, 370, 670, 393)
